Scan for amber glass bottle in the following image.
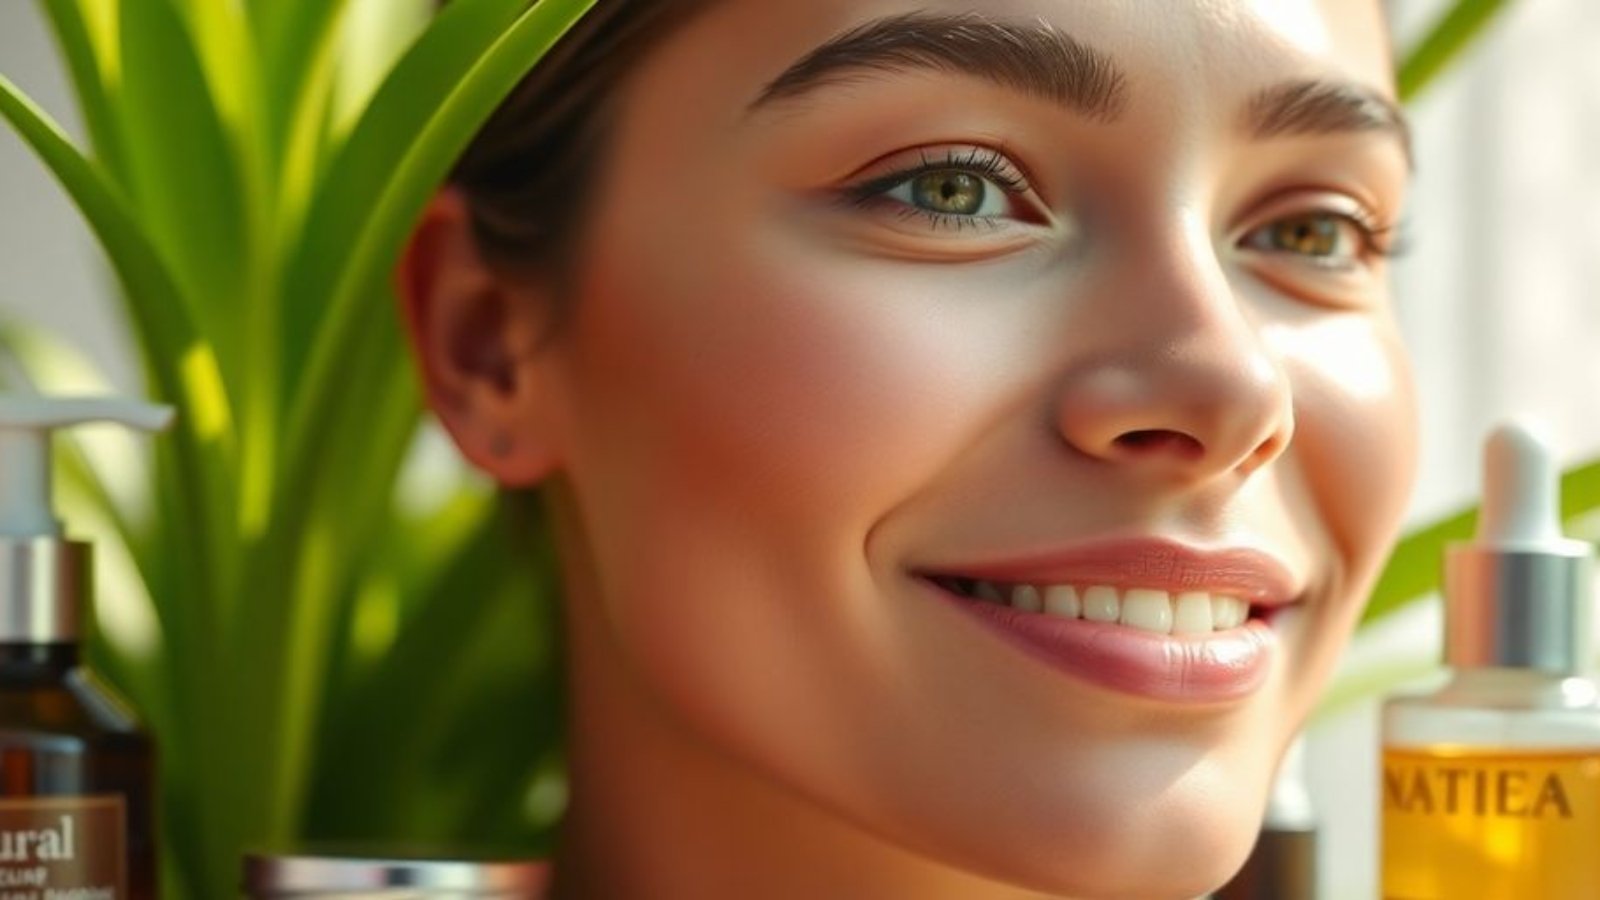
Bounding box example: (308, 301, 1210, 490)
(0, 638, 157, 899)
(1381, 423, 1600, 900)
(0, 398, 170, 899)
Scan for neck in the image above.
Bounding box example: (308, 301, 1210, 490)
(548, 658, 1068, 900)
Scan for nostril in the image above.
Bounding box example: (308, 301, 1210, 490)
(1114, 429, 1204, 460)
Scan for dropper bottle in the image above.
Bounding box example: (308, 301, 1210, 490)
(1381, 421, 1600, 900)
(0, 395, 171, 900)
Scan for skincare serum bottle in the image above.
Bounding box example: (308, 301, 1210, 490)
(0, 397, 170, 899)
(1381, 422, 1600, 900)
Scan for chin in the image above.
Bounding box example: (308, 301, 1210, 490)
(910, 747, 1270, 899)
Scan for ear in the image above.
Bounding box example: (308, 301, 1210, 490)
(396, 188, 563, 486)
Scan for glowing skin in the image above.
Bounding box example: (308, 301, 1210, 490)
(400, 1, 1414, 898)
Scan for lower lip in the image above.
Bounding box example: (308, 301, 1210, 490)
(928, 583, 1277, 703)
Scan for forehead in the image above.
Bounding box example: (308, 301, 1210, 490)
(654, 0, 1394, 109)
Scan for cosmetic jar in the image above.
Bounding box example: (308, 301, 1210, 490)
(241, 854, 548, 899)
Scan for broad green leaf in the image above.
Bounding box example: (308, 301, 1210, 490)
(219, 5, 594, 871)
(114, 0, 259, 622)
(279, 0, 597, 615)
(277, 0, 529, 389)
(0, 76, 223, 579)
(326, 0, 436, 137)
(0, 77, 239, 897)
(37, 0, 129, 182)
(1399, 0, 1512, 101)
(308, 490, 557, 839)
(115, 0, 251, 379)
(255, 0, 354, 189)
(166, 0, 256, 138)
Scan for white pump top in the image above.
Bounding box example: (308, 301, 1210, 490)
(0, 396, 174, 538)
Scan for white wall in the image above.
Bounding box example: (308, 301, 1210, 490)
(0, 1, 137, 390)
(7, 2, 1600, 898)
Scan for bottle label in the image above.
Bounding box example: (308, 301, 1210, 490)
(0, 795, 125, 899)
(1382, 747, 1600, 899)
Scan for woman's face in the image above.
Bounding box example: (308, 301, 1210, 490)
(418, 0, 1413, 895)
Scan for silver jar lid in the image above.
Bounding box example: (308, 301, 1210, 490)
(241, 854, 548, 898)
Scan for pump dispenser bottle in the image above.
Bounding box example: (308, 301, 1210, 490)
(1381, 422, 1600, 899)
(0, 396, 169, 899)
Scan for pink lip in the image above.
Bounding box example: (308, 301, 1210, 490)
(931, 584, 1277, 702)
(924, 538, 1303, 605)
(915, 538, 1300, 703)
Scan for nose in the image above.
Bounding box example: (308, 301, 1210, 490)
(1053, 235, 1294, 483)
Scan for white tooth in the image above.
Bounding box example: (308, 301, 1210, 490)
(1043, 584, 1081, 618)
(1171, 591, 1214, 635)
(974, 581, 1005, 604)
(1120, 588, 1174, 634)
(1011, 584, 1043, 612)
(1212, 595, 1248, 630)
(1081, 585, 1120, 623)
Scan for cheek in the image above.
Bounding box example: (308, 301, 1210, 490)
(560, 228, 1049, 543)
(1280, 315, 1418, 586)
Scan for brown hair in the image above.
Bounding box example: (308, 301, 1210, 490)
(448, 0, 711, 293)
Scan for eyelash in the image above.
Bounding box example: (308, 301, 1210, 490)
(839, 147, 1032, 230)
(836, 147, 1413, 266)
(1244, 207, 1412, 270)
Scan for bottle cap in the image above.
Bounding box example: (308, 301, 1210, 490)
(0, 395, 173, 642)
(1444, 421, 1595, 672)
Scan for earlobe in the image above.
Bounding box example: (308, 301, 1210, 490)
(396, 189, 563, 486)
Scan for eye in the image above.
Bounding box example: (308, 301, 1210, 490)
(841, 147, 1037, 231)
(885, 170, 1010, 219)
(1239, 209, 1399, 270)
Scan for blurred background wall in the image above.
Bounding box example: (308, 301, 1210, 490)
(5, 1, 1600, 897)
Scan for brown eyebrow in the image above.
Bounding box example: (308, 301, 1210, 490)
(749, 12, 1129, 123)
(1244, 79, 1415, 169)
(751, 13, 1412, 170)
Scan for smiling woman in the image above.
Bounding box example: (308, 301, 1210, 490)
(398, 1, 1417, 898)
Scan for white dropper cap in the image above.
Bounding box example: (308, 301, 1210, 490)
(0, 396, 174, 538)
(1445, 421, 1595, 672)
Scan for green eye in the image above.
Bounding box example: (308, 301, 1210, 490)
(1263, 215, 1346, 257)
(885, 169, 1009, 219)
(909, 172, 987, 215)
(1243, 212, 1381, 266)
(840, 147, 1037, 232)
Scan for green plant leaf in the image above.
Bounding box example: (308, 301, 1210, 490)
(208, 5, 597, 875)
(36, 0, 129, 182)
(307, 491, 558, 840)
(278, 0, 598, 608)
(115, 0, 251, 382)
(276, 0, 529, 388)
(0, 75, 223, 572)
(253, 0, 354, 184)
(1398, 0, 1513, 102)
(0, 74, 242, 897)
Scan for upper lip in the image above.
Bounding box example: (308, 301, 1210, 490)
(915, 537, 1304, 606)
